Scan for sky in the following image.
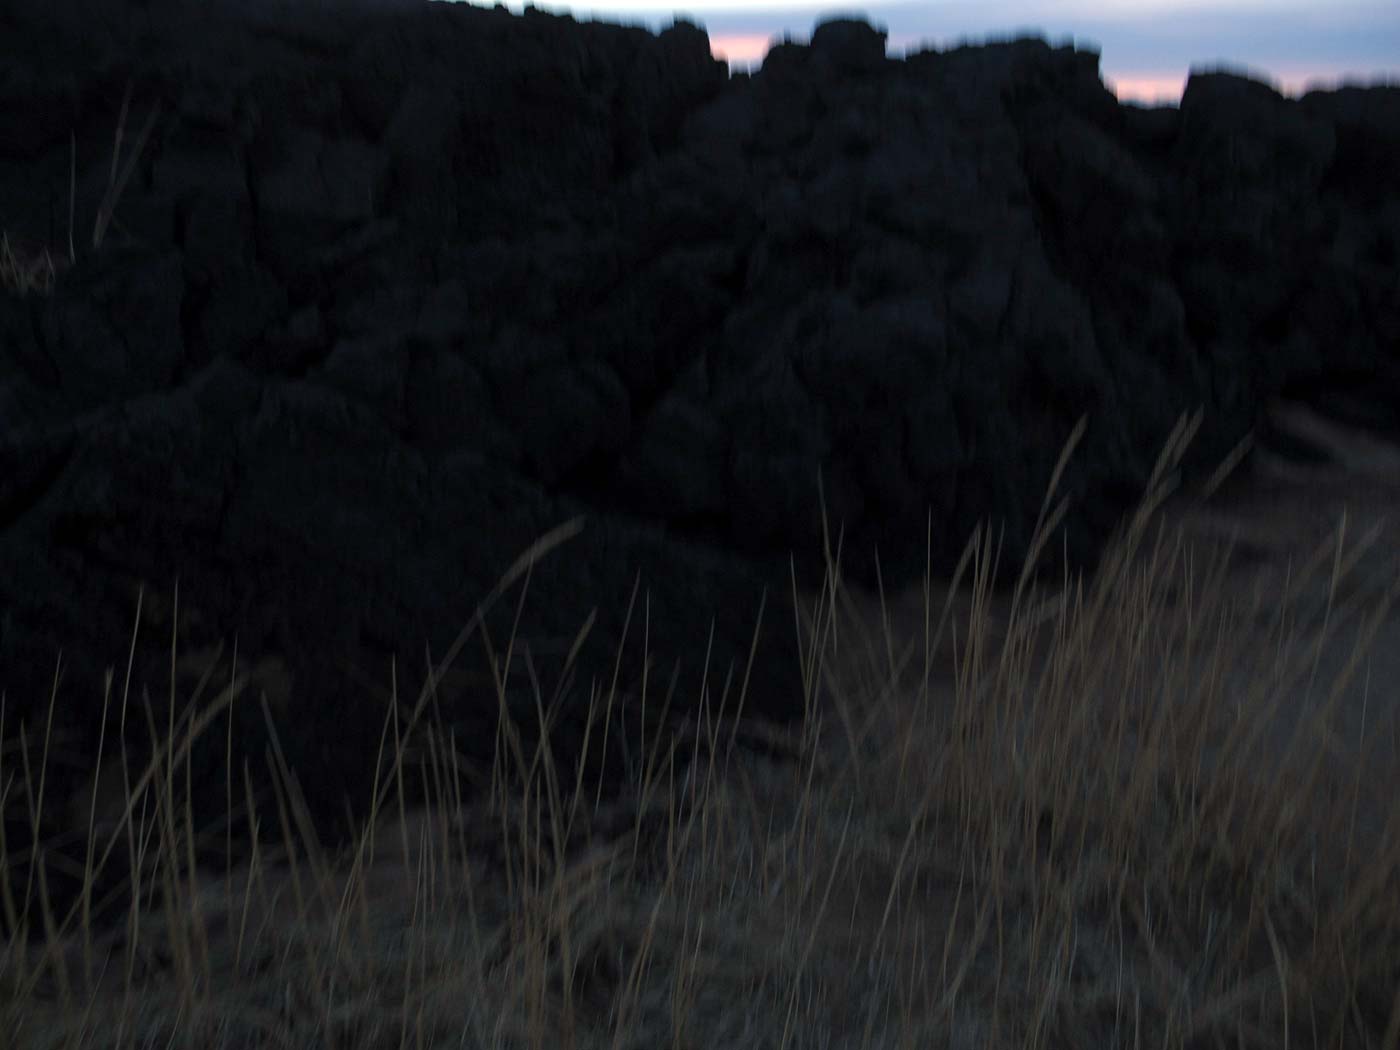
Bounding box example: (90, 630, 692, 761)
(452, 0, 1400, 105)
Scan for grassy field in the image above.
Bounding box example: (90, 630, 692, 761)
(0, 394, 1397, 1048)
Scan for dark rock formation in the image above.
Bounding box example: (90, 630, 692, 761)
(1, 0, 1396, 940)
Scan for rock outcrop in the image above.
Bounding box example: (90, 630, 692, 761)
(1, 0, 1396, 938)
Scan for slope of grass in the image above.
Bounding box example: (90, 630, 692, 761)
(1, 407, 1397, 1050)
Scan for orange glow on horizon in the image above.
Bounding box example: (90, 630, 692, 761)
(710, 33, 776, 69)
(1105, 70, 1389, 104)
(710, 36, 1392, 107)
(711, 32, 1193, 102)
(1103, 74, 1188, 104)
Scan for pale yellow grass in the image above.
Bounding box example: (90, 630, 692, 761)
(1, 408, 1397, 1050)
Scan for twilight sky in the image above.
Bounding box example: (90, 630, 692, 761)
(454, 0, 1400, 105)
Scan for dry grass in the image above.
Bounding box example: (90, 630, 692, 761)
(1, 78, 158, 297)
(0, 407, 1397, 1050)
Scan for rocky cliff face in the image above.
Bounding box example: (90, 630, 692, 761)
(1, 0, 1396, 937)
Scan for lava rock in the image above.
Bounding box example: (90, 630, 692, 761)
(0, 1, 1396, 940)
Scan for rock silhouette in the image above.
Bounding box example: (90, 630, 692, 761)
(1, 0, 1396, 939)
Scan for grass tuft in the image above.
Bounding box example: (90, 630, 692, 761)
(1, 408, 1397, 1049)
